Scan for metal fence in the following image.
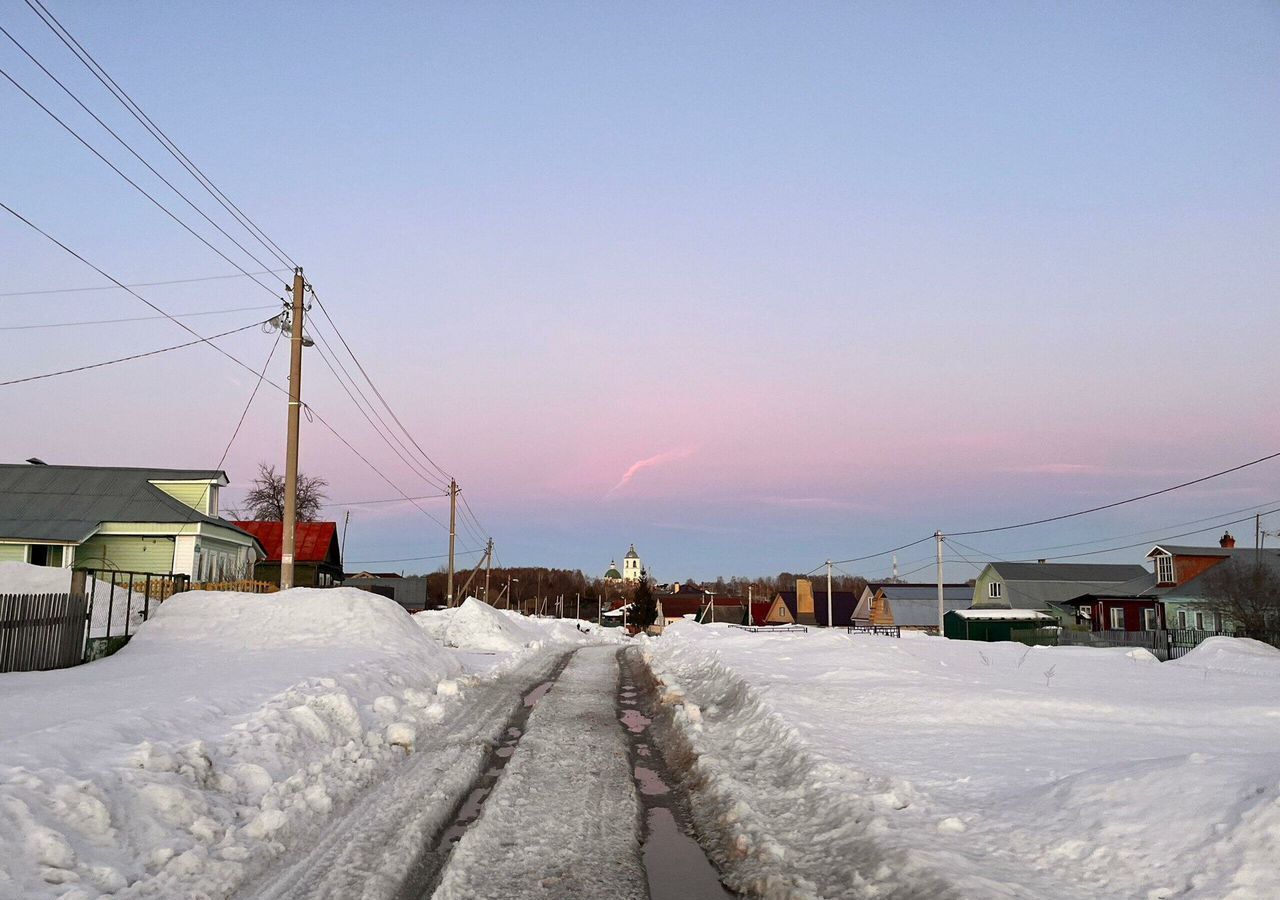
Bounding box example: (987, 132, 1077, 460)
(1052, 627, 1269, 661)
(186, 579, 277, 594)
(0, 592, 90, 673)
(846, 625, 901, 638)
(728, 624, 809, 633)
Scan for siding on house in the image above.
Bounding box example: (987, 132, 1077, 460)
(0, 543, 27, 562)
(972, 567, 1005, 605)
(150, 480, 219, 515)
(74, 534, 175, 573)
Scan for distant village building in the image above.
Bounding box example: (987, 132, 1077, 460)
(604, 544, 644, 584)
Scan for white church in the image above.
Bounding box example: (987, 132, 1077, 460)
(604, 544, 643, 584)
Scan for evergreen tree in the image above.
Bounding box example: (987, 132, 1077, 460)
(631, 569, 659, 630)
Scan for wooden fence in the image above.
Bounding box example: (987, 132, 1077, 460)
(186, 579, 278, 594)
(0, 593, 89, 673)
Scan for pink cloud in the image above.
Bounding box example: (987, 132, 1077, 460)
(606, 447, 696, 497)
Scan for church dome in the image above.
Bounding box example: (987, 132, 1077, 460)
(624, 544, 639, 559)
(605, 562, 622, 580)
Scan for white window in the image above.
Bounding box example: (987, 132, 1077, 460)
(1195, 611, 1205, 630)
(1143, 609, 1157, 631)
(1177, 610, 1187, 629)
(988, 581, 1003, 600)
(1110, 607, 1125, 629)
(1154, 554, 1175, 584)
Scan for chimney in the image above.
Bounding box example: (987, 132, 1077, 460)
(1219, 532, 1236, 549)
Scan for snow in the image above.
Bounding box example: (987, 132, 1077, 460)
(0, 588, 593, 899)
(951, 607, 1055, 620)
(644, 624, 1280, 899)
(416, 597, 617, 655)
(0, 561, 148, 637)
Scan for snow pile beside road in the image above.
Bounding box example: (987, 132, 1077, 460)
(645, 627, 1280, 899)
(0, 561, 147, 637)
(0, 587, 465, 899)
(1169, 635, 1280, 677)
(417, 599, 619, 653)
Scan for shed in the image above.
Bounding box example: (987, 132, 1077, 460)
(944, 608, 1056, 642)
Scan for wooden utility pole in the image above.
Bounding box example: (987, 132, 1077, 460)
(935, 531, 945, 635)
(281, 268, 306, 590)
(485, 538, 493, 603)
(446, 479, 457, 606)
(826, 560, 833, 629)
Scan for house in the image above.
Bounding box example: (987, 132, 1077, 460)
(765, 578, 859, 627)
(233, 521, 343, 587)
(1148, 533, 1280, 631)
(1060, 593, 1165, 632)
(943, 608, 1056, 642)
(971, 562, 1152, 623)
(854, 582, 972, 631)
(0, 462, 263, 578)
(343, 573, 428, 611)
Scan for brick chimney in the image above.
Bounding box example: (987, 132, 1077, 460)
(1219, 532, 1236, 549)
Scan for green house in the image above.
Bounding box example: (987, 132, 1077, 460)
(0, 462, 264, 578)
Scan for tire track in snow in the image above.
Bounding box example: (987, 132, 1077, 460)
(237, 649, 573, 900)
(429, 646, 647, 900)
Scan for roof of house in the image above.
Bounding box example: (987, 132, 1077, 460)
(1148, 544, 1234, 558)
(983, 562, 1152, 609)
(0, 463, 242, 543)
(232, 521, 340, 565)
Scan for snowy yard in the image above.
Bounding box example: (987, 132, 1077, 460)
(645, 624, 1280, 899)
(0, 590, 609, 899)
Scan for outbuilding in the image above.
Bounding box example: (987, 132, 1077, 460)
(944, 608, 1056, 642)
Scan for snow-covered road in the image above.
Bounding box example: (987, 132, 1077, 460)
(431, 646, 648, 900)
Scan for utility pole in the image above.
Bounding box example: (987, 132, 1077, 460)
(484, 538, 493, 604)
(576, 592, 581, 620)
(1257, 513, 1262, 552)
(935, 531, 945, 635)
(827, 560, 834, 629)
(281, 268, 306, 591)
(446, 479, 457, 607)
(892, 553, 898, 581)
(747, 585, 752, 625)
(340, 510, 350, 565)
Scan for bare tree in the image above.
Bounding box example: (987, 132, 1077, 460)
(240, 462, 328, 522)
(1200, 558, 1280, 636)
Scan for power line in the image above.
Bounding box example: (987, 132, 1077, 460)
(0, 304, 278, 331)
(24, 0, 296, 270)
(0, 23, 285, 283)
(949, 451, 1280, 537)
(832, 535, 935, 566)
(346, 547, 486, 566)
(0, 63, 281, 298)
(0, 271, 288, 298)
(320, 494, 447, 508)
(0, 318, 266, 387)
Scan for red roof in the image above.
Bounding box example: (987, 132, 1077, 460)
(233, 521, 338, 564)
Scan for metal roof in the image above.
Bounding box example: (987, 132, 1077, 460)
(1158, 549, 1280, 599)
(987, 562, 1150, 582)
(232, 520, 340, 565)
(0, 463, 240, 543)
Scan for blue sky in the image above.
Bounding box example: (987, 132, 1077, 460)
(2, 2, 1278, 580)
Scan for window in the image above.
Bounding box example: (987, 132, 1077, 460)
(1177, 610, 1187, 629)
(988, 582, 1003, 600)
(1110, 607, 1125, 630)
(1143, 609, 1157, 631)
(1154, 554, 1175, 584)
(1195, 611, 1205, 630)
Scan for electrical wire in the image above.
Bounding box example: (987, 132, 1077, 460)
(346, 547, 486, 565)
(24, 0, 296, 270)
(0, 24, 286, 282)
(0, 304, 278, 331)
(832, 534, 935, 566)
(0, 271, 287, 297)
(949, 451, 1280, 537)
(0, 65, 281, 299)
(319, 494, 447, 508)
(0, 319, 266, 387)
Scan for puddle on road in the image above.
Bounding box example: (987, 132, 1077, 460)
(618, 652, 736, 900)
(396, 653, 574, 900)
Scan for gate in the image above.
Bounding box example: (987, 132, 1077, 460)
(0, 592, 90, 673)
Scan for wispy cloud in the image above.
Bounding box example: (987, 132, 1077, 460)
(606, 447, 695, 497)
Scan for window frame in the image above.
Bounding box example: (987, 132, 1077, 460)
(1109, 606, 1126, 630)
(988, 581, 1003, 601)
(1154, 554, 1175, 584)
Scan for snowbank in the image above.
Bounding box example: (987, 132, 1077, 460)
(644, 628, 1280, 899)
(0, 587, 468, 899)
(415, 598, 617, 654)
(0, 561, 147, 637)
(1169, 635, 1280, 677)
